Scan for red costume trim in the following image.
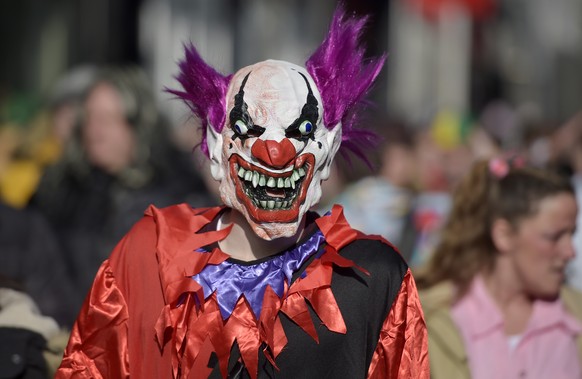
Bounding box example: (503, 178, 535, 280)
(150, 204, 370, 379)
(367, 270, 430, 378)
(56, 204, 430, 378)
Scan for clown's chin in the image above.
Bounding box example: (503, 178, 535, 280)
(247, 218, 303, 241)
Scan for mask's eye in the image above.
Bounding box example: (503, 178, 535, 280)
(233, 120, 249, 136)
(299, 120, 313, 136)
(285, 119, 316, 139)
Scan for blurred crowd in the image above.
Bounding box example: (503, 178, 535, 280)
(321, 104, 582, 274)
(322, 105, 582, 377)
(0, 65, 219, 376)
(1, 61, 581, 376)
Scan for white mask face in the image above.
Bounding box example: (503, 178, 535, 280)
(206, 60, 341, 240)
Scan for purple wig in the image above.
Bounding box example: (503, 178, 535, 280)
(171, 6, 384, 162)
(167, 43, 232, 157)
(306, 6, 386, 163)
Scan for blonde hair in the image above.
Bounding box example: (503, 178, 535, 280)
(416, 159, 574, 294)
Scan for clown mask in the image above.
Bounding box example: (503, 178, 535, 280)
(206, 60, 341, 240)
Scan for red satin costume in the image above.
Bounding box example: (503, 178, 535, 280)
(55, 204, 429, 378)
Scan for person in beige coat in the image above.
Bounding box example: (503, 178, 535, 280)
(0, 277, 69, 377)
(416, 158, 582, 379)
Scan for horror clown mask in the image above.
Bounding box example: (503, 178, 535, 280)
(206, 60, 341, 240)
(170, 7, 386, 241)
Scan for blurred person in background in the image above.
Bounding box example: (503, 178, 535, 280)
(0, 68, 97, 210)
(332, 115, 419, 261)
(0, 196, 75, 376)
(408, 109, 503, 268)
(46, 65, 97, 159)
(0, 98, 48, 209)
(30, 66, 213, 315)
(312, 159, 350, 215)
(406, 127, 453, 268)
(470, 99, 516, 160)
(0, 201, 78, 328)
(417, 157, 581, 379)
(0, 273, 69, 378)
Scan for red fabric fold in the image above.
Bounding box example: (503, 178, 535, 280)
(187, 337, 214, 379)
(55, 261, 130, 379)
(280, 293, 319, 341)
(270, 316, 287, 358)
(182, 299, 223, 373)
(366, 269, 430, 378)
(56, 202, 429, 379)
(315, 204, 359, 250)
(286, 262, 332, 294)
(259, 286, 287, 360)
(220, 299, 257, 377)
(308, 287, 347, 333)
(320, 245, 370, 275)
(151, 204, 368, 378)
(60, 204, 406, 378)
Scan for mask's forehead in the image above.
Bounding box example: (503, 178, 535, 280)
(225, 60, 323, 130)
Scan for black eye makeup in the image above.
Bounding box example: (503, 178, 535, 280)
(229, 70, 319, 141)
(229, 72, 265, 140)
(285, 72, 319, 141)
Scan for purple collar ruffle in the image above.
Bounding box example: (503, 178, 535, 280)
(192, 230, 325, 319)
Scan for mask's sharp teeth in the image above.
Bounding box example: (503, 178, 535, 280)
(260, 200, 267, 208)
(238, 167, 246, 178)
(291, 170, 300, 181)
(277, 178, 284, 188)
(267, 200, 275, 209)
(252, 171, 259, 188)
(244, 171, 252, 181)
(275, 201, 282, 209)
(267, 177, 276, 188)
(284, 178, 291, 188)
(259, 174, 266, 186)
(298, 167, 306, 177)
(291, 179, 296, 190)
(282, 200, 288, 208)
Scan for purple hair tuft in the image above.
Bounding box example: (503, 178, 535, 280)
(166, 43, 232, 157)
(306, 5, 386, 163)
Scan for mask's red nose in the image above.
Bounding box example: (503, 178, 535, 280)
(251, 139, 296, 168)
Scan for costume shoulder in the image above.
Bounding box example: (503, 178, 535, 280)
(57, 204, 224, 378)
(316, 205, 410, 324)
(108, 204, 220, 269)
(104, 206, 161, 281)
(319, 204, 409, 284)
(108, 204, 223, 291)
(340, 237, 408, 281)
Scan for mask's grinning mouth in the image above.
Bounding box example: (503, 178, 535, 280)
(235, 163, 307, 210)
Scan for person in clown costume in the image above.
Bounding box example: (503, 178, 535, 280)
(55, 6, 429, 379)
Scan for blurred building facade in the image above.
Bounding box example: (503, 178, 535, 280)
(2, 0, 581, 129)
(387, 0, 582, 124)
